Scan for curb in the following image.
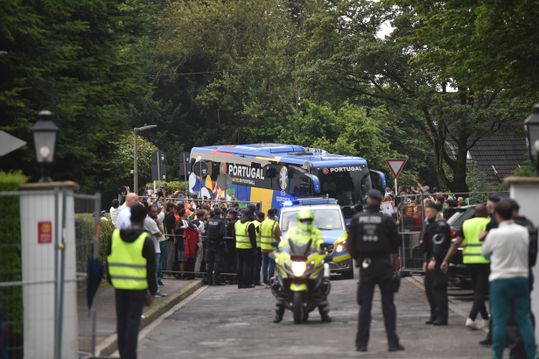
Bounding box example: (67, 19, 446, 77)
(405, 276, 489, 333)
(95, 280, 204, 357)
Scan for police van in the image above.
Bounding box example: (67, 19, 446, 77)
(278, 198, 353, 279)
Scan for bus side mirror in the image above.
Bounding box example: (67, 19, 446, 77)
(369, 170, 386, 192)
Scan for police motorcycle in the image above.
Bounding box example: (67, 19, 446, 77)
(270, 239, 333, 324)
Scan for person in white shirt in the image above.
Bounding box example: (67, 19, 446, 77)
(481, 199, 536, 359)
(109, 199, 121, 227)
(116, 193, 138, 229)
(145, 205, 165, 297)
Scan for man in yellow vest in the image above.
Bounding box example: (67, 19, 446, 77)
(260, 208, 282, 285)
(106, 203, 157, 359)
(442, 204, 491, 330)
(252, 212, 264, 286)
(234, 209, 257, 288)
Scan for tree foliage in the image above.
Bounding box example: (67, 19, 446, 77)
(1, 0, 537, 197)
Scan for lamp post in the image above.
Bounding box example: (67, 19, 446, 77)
(524, 104, 539, 176)
(133, 124, 157, 194)
(31, 110, 58, 182)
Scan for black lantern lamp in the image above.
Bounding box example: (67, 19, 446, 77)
(31, 110, 58, 182)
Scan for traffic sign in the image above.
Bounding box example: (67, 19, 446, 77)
(385, 159, 407, 178)
(0, 130, 26, 157)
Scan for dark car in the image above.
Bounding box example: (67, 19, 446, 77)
(446, 205, 476, 288)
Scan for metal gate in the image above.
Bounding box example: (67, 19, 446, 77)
(0, 190, 101, 359)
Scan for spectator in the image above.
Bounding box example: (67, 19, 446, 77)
(443, 199, 458, 220)
(156, 203, 168, 286)
(382, 195, 396, 217)
(457, 197, 465, 207)
(109, 199, 120, 227)
(118, 186, 128, 206)
(116, 193, 138, 229)
(175, 208, 189, 278)
(482, 200, 536, 359)
(163, 203, 177, 274)
(145, 205, 165, 297)
(192, 209, 207, 277)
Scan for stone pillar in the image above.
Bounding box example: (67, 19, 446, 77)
(504, 176, 539, 340)
(18, 181, 79, 359)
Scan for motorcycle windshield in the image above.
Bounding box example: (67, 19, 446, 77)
(287, 240, 314, 259)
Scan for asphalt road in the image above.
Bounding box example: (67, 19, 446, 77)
(138, 278, 491, 359)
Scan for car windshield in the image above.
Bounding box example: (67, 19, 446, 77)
(281, 208, 344, 232)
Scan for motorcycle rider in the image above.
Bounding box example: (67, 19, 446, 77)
(348, 189, 404, 352)
(273, 209, 331, 323)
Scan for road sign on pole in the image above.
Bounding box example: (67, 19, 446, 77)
(385, 159, 407, 178)
(385, 159, 407, 195)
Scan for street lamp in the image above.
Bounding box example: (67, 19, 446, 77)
(31, 110, 58, 182)
(524, 104, 539, 176)
(133, 124, 157, 194)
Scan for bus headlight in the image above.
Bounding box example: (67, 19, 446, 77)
(291, 261, 307, 277)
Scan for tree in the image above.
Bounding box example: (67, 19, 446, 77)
(296, 0, 531, 192)
(103, 133, 158, 194)
(0, 0, 161, 192)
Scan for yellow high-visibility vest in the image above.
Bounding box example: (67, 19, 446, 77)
(462, 217, 491, 264)
(253, 220, 262, 248)
(260, 219, 278, 252)
(107, 229, 148, 290)
(235, 221, 253, 249)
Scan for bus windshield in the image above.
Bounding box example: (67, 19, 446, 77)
(281, 208, 345, 232)
(316, 167, 372, 205)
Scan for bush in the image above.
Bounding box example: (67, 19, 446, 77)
(0, 171, 28, 337)
(74, 213, 115, 264)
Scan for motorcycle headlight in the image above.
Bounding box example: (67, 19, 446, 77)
(336, 244, 344, 253)
(291, 261, 307, 277)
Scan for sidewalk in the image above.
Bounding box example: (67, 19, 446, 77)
(78, 278, 202, 356)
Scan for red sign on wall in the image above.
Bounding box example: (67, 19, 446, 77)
(38, 221, 52, 244)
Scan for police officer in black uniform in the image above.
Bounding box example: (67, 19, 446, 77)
(422, 202, 451, 326)
(205, 208, 227, 285)
(348, 189, 404, 353)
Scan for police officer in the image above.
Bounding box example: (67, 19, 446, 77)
(106, 203, 157, 359)
(260, 208, 281, 285)
(422, 202, 451, 325)
(252, 212, 265, 286)
(348, 189, 404, 352)
(274, 209, 331, 323)
(224, 209, 238, 284)
(205, 208, 227, 285)
(234, 209, 257, 288)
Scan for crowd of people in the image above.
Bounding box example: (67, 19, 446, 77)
(109, 185, 275, 290)
(380, 184, 480, 232)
